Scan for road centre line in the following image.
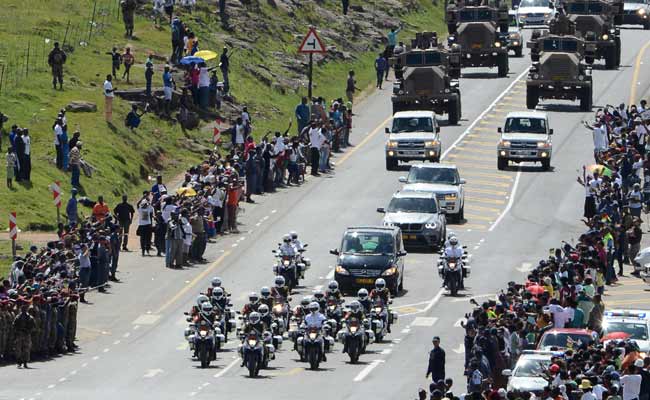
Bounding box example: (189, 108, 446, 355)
(353, 359, 385, 382)
(214, 358, 240, 378)
(629, 40, 650, 106)
(446, 153, 494, 161)
(156, 250, 232, 314)
(464, 213, 495, 222)
(465, 204, 502, 213)
(466, 179, 512, 188)
(460, 171, 513, 180)
(452, 147, 495, 154)
(458, 140, 498, 147)
(465, 187, 508, 196)
(464, 196, 506, 205)
(336, 115, 393, 166)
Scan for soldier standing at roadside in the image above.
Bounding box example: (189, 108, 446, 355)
(48, 42, 67, 90)
(13, 301, 36, 368)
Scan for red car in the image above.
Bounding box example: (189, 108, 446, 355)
(537, 328, 599, 350)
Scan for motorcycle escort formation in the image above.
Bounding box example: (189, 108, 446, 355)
(437, 234, 471, 296)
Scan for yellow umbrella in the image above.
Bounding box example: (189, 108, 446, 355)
(176, 187, 197, 197)
(194, 50, 218, 61)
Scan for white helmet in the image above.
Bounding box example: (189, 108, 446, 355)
(349, 300, 361, 312)
(282, 234, 291, 243)
(375, 278, 386, 290)
(309, 302, 320, 313)
(449, 236, 459, 246)
(447, 232, 456, 240)
(301, 296, 312, 307)
(211, 277, 222, 288)
(249, 312, 261, 324)
(196, 294, 209, 308)
(212, 287, 224, 301)
(313, 289, 325, 301)
(249, 292, 259, 304)
(201, 301, 213, 313)
(260, 286, 271, 299)
(328, 281, 339, 293)
(358, 288, 369, 300)
(290, 231, 298, 240)
(275, 276, 286, 288)
(258, 304, 270, 317)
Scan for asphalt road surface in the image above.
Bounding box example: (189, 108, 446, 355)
(5, 28, 650, 400)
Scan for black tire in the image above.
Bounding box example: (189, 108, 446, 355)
(497, 53, 508, 77)
(580, 87, 593, 111)
(448, 95, 459, 125)
(645, 21, 650, 30)
(615, 37, 621, 66)
(390, 279, 399, 297)
(497, 157, 508, 171)
(458, 205, 464, 222)
(247, 355, 259, 378)
(398, 274, 404, 291)
(386, 158, 398, 171)
(514, 47, 523, 58)
(348, 340, 359, 364)
(199, 343, 209, 369)
(308, 347, 320, 370)
(541, 159, 551, 171)
(605, 46, 617, 70)
(457, 91, 462, 120)
(526, 86, 538, 110)
(449, 275, 458, 296)
(376, 333, 383, 343)
(216, 338, 222, 352)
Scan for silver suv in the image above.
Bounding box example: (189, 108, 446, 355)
(385, 111, 441, 170)
(398, 164, 465, 222)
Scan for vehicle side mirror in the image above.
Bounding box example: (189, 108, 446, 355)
(436, 126, 440, 133)
(329, 249, 339, 256)
(459, 178, 466, 184)
(183, 312, 189, 315)
(272, 250, 277, 253)
(397, 251, 408, 257)
(440, 209, 447, 214)
(398, 176, 407, 183)
(514, 5, 519, 9)
(385, 127, 390, 134)
(549, 128, 554, 135)
(288, 297, 293, 302)
(227, 293, 231, 297)
(377, 207, 386, 213)
(497, 127, 502, 133)
(502, 369, 512, 377)
(303, 244, 309, 248)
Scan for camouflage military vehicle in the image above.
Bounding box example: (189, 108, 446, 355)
(526, 17, 593, 111)
(390, 32, 463, 125)
(445, 0, 510, 77)
(562, 0, 621, 68)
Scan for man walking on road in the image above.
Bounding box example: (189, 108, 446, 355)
(113, 195, 135, 251)
(426, 336, 446, 383)
(48, 42, 67, 90)
(309, 121, 325, 177)
(375, 53, 388, 89)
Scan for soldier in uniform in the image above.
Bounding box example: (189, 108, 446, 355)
(28, 297, 41, 357)
(13, 300, 36, 368)
(47, 42, 67, 90)
(66, 292, 79, 351)
(0, 300, 9, 359)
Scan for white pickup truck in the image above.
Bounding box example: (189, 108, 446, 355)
(385, 111, 442, 171)
(497, 111, 553, 171)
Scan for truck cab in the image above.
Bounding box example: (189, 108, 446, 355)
(497, 111, 552, 171)
(385, 111, 441, 171)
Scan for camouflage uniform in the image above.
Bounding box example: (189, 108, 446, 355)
(48, 302, 58, 354)
(66, 298, 78, 351)
(28, 304, 41, 356)
(0, 304, 9, 358)
(13, 310, 36, 365)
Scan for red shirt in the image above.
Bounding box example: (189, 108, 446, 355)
(190, 68, 200, 86)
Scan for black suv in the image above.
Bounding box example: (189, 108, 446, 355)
(330, 226, 407, 296)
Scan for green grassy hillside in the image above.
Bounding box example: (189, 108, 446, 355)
(0, 0, 445, 235)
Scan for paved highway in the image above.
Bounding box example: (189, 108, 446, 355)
(5, 28, 650, 400)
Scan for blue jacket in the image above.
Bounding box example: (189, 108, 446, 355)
(295, 103, 310, 125)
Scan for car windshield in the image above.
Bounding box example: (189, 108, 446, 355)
(514, 359, 552, 377)
(603, 322, 649, 340)
(392, 117, 434, 133)
(459, 9, 493, 21)
(540, 333, 593, 348)
(567, 2, 604, 13)
(520, 0, 551, 7)
(504, 117, 547, 133)
(625, 0, 646, 3)
(541, 39, 578, 52)
(341, 232, 394, 255)
(387, 197, 438, 213)
(407, 167, 458, 185)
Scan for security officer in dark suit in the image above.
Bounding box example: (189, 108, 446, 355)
(426, 336, 446, 382)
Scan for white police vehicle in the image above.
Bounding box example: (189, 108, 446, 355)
(602, 309, 650, 352)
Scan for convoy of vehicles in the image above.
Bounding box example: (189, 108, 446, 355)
(508, 10, 525, 57)
(497, 111, 553, 170)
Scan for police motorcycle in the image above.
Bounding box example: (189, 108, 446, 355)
(437, 235, 470, 296)
(325, 297, 344, 335)
(184, 300, 226, 368)
(369, 298, 392, 343)
(271, 295, 291, 335)
(289, 231, 311, 279)
(272, 236, 303, 290)
(237, 312, 281, 377)
(337, 301, 372, 364)
(288, 297, 311, 345)
(209, 287, 236, 343)
(295, 302, 335, 370)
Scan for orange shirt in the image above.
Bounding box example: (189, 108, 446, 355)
(92, 202, 110, 222)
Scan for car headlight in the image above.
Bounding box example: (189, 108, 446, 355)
(398, 90, 404, 95)
(499, 140, 511, 147)
(424, 222, 437, 230)
(335, 265, 350, 275)
(578, 75, 584, 81)
(445, 193, 457, 199)
(639, 8, 647, 15)
(512, 41, 519, 46)
(602, 34, 609, 40)
(495, 41, 501, 48)
(544, 13, 550, 18)
(533, 73, 539, 79)
(383, 221, 395, 227)
(381, 266, 398, 276)
(387, 141, 399, 148)
(537, 141, 550, 148)
(444, 88, 450, 93)
(425, 140, 439, 147)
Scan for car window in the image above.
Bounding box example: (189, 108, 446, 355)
(541, 39, 578, 52)
(602, 322, 649, 340)
(392, 117, 434, 133)
(341, 232, 394, 255)
(504, 117, 547, 133)
(387, 197, 438, 214)
(520, 0, 552, 7)
(540, 333, 592, 348)
(514, 359, 552, 377)
(407, 167, 458, 185)
(405, 53, 423, 66)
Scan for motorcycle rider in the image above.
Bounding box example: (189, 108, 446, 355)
(342, 300, 366, 354)
(444, 236, 465, 289)
(210, 276, 229, 296)
(289, 231, 304, 252)
(278, 234, 296, 257)
(369, 278, 391, 333)
(260, 286, 273, 308)
(271, 276, 291, 300)
(210, 287, 229, 313)
(325, 281, 342, 302)
(313, 289, 327, 312)
(358, 288, 372, 313)
(293, 296, 312, 320)
(241, 292, 261, 317)
(258, 304, 273, 328)
(304, 302, 327, 361)
(240, 311, 267, 366)
(191, 294, 210, 317)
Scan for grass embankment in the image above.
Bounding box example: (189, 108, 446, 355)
(0, 0, 444, 263)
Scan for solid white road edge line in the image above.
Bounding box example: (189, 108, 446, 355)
(440, 68, 531, 161)
(214, 358, 240, 379)
(488, 170, 522, 232)
(353, 359, 386, 382)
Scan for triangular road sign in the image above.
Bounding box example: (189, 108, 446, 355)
(298, 27, 327, 54)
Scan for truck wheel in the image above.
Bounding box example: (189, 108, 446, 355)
(457, 91, 462, 120)
(605, 46, 617, 70)
(580, 87, 593, 111)
(541, 159, 551, 171)
(448, 95, 459, 125)
(615, 37, 621, 66)
(386, 158, 398, 171)
(585, 56, 594, 65)
(526, 86, 539, 110)
(645, 21, 650, 30)
(497, 53, 508, 77)
(497, 158, 508, 171)
(514, 47, 523, 58)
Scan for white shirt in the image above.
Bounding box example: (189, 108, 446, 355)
(138, 205, 154, 225)
(242, 111, 250, 124)
(580, 392, 597, 400)
(235, 124, 245, 144)
(620, 374, 641, 400)
(162, 204, 177, 223)
(198, 67, 210, 88)
(309, 127, 324, 149)
(183, 218, 193, 245)
(104, 80, 114, 97)
(22, 135, 31, 156)
(544, 304, 569, 328)
(592, 384, 606, 400)
(274, 139, 286, 156)
(304, 312, 326, 328)
(592, 125, 608, 151)
(54, 124, 63, 145)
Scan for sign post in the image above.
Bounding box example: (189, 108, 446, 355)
(9, 212, 17, 258)
(50, 181, 62, 225)
(298, 27, 327, 99)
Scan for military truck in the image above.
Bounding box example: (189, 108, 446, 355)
(445, 0, 510, 77)
(562, 0, 621, 68)
(526, 16, 593, 111)
(390, 32, 463, 125)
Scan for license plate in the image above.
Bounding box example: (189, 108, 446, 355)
(400, 150, 421, 156)
(355, 278, 375, 285)
(404, 234, 417, 240)
(471, 43, 482, 49)
(416, 90, 429, 95)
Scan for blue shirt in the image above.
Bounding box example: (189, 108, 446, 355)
(295, 103, 310, 124)
(387, 27, 401, 47)
(9, 130, 17, 149)
(163, 71, 173, 88)
(66, 197, 78, 225)
(375, 57, 388, 72)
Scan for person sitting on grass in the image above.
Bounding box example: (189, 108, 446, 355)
(125, 104, 149, 130)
